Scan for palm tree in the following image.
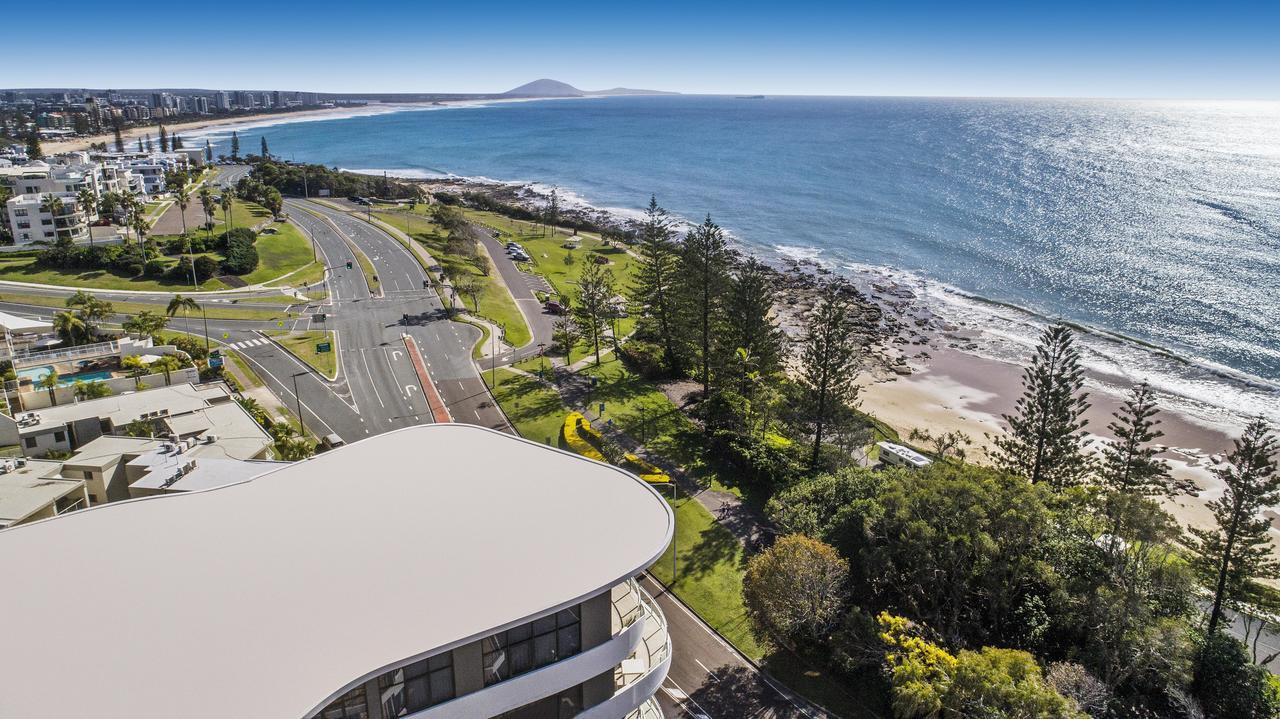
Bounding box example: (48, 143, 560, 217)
(199, 186, 215, 241)
(237, 397, 269, 427)
(220, 188, 235, 232)
(151, 355, 181, 386)
(38, 370, 61, 406)
(167, 294, 200, 336)
(76, 186, 97, 246)
(176, 185, 191, 237)
(121, 355, 148, 378)
(40, 194, 67, 242)
(53, 310, 87, 346)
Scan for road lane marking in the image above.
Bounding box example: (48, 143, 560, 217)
(360, 350, 385, 408)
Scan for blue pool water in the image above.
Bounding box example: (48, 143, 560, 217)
(17, 365, 114, 386)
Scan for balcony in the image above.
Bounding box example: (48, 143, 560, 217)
(624, 698, 663, 719)
(412, 582, 654, 719)
(578, 584, 671, 719)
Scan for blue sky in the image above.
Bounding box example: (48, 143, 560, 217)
(8, 1, 1279, 98)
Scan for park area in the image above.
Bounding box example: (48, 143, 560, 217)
(0, 199, 318, 292)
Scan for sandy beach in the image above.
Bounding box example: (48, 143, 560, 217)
(40, 103, 432, 155)
(856, 344, 1270, 546)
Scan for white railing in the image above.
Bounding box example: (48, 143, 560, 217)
(624, 697, 663, 719)
(578, 586, 671, 719)
(12, 340, 119, 369)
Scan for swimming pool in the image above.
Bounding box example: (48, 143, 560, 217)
(16, 365, 114, 387)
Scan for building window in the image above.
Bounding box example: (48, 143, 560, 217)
(482, 606, 582, 686)
(53, 431, 66, 443)
(24, 437, 37, 449)
(378, 652, 453, 716)
(318, 685, 368, 719)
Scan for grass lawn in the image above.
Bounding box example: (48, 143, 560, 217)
(1, 291, 296, 322)
(579, 356, 694, 445)
(483, 368, 574, 447)
(351, 242, 380, 294)
(0, 252, 231, 292)
(266, 330, 338, 378)
(378, 212, 532, 348)
(238, 219, 318, 286)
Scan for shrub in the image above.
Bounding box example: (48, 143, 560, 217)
(711, 429, 803, 491)
(143, 259, 167, 277)
(168, 334, 208, 360)
(617, 340, 670, 380)
(194, 255, 219, 281)
(167, 255, 195, 281)
(1193, 631, 1280, 719)
(222, 228, 259, 275)
(743, 534, 849, 646)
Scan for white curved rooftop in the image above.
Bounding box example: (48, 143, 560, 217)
(0, 424, 674, 719)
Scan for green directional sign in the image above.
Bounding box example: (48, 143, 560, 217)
(316, 342, 332, 353)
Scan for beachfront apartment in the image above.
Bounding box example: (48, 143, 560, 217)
(0, 425, 674, 719)
(0, 381, 272, 464)
(3, 190, 92, 244)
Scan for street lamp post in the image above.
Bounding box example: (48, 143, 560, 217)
(201, 304, 209, 355)
(292, 372, 305, 436)
(661, 482, 678, 582)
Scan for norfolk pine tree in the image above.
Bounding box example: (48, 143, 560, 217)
(230, 131, 240, 160)
(1192, 418, 1280, 636)
(675, 215, 734, 400)
(113, 122, 125, 153)
(629, 196, 682, 373)
(260, 136, 269, 158)
(797, 284, 863, 469)
(993, 324, 1092, 488)
(159, 125, 168, 152)
(573, 260, 615, 365)
(723, 257, 785, 394)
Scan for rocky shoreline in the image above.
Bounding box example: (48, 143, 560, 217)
(413, 177, 930, 382)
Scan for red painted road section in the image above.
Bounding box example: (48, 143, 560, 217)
(403, 335, 452, 423)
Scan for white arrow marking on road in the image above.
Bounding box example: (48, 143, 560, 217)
(405, 384, 418, 394)
(391, 350, 402, 361)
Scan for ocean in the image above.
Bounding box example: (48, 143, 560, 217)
(190, 95, 1280, 429)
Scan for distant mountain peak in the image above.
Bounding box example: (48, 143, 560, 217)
(502, 79, 584, 97)
(502, 79, 677, 98)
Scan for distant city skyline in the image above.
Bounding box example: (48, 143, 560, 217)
(9, 0, 1280, 100)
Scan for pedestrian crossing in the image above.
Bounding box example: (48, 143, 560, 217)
(224, 337, 271, 350)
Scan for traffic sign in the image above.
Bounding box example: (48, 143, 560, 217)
(316, 342, 332, 353)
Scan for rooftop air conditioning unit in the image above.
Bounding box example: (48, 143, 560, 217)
(204, 434, 218, 444)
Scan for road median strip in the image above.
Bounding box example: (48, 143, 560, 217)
(403, 335, 451, 423)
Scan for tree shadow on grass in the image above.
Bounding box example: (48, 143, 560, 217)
(680, 517, 745, 582)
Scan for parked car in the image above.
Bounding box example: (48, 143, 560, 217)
(320, 433, 346, 451)
(544, 301, 566, 315)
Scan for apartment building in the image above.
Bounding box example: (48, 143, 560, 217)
(3, 190, 90, 244)
(0, 457, 86, 529)
(0, 381, 272, 463)
(0, 425, 673, 719)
